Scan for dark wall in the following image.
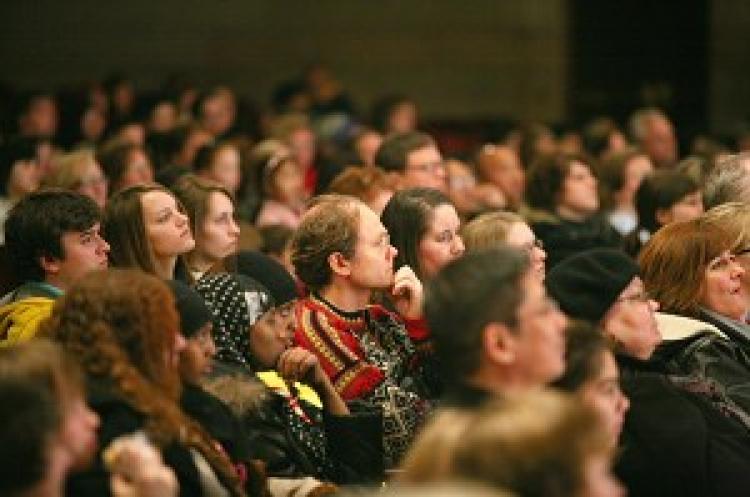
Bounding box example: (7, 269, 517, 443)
(0, 1, 567, 122)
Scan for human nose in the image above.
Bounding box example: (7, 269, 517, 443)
(97, 234, 110, 254)
(452, 235, 465, 256)
(731, 260, 745, 278)
(618, 390, 630, 416)
(86, 406, 101, 430)
(389, 244, 398, 259)
(229, 218, 240, 236)
(648, 299, 660, 312)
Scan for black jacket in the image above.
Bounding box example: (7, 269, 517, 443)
(615, 355, 750, 497)
(66, 377, 204, 497)
(204, 364, 383, 485)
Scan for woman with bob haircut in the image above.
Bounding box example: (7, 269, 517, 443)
(461, 210, 547, 280)
(399, 390, 624, 497)
(525, 153, 621, 269)
(380, 187, 464, 283)
(171, 175, 241, 281)
(702, 201, 750, 308)
(638, 218, 750, 423)
(43, 269, 248, 497)
(103, 184, 195, 280)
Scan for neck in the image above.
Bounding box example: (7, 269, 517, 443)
(318, 282, 371, 313)
(556, 205, 590, 222)
(185, 252, 215, 275)
(42, 276, 67, 293)
(153, 255, 177, 280)
(466, 367, 539, 397)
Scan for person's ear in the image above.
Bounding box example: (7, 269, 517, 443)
(482, 322, 517, 366)
(39, 255, 61, 276)
(328, 251, 352, 278)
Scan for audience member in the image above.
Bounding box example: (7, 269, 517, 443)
(596, 148, 654, 236)
(97, 140, 154, 195)
(374, 132, 447, 191)
(629, 107, 678, 168)
(461, 211, 547, 280)
(327, 165, 395, 215)
(44, 150, 108, 208)
(104, 184, 194, 280)
(424, 248, 566, 406)
(475, 144, 525, 211)
(171, 175, 241, 281)
(290, 195, 435, 466)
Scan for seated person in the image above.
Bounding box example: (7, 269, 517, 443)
(194, 271, 382, 484)
(0, 189, 109, 345)
(44, 269, 247, 497)
(547, 248, 750, 496)
(399, 390, 625, 497)
(289, 195, 435, 467)
(0, 339, 177, 497)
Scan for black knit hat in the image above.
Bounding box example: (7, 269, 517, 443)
(194, 273, 273, 368)
(167, 280, 213, 338)
(234, 250, 298, 306)
(546, 249, 639, 323)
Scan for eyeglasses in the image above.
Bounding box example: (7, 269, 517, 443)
(707, 251, 739, 271)
(616, 290, 651, 304)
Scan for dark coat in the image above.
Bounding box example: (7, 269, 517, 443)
(204, 364, 383, 485)
(66, 377, 204, 497)
(530, 214, 622, 269)
(615, 355, 750, 497)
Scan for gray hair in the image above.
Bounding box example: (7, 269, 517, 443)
(703, 152, 750, 209)
(628, 107, 668, 142)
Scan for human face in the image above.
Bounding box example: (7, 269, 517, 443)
(7, 158, 40, 197)
(50, 223, 110, 290)
(558, 161, 599, 220)
(579, 451, 626, 497)
(505, 222, 546, 280)
(77, 160, 108, 208)
(179, 324, 216, 385)
(484, 147, 525, 207)
(601, 277, 661, 360)
(578, 350, 629, 444)
(389, 102, 417, 134)
(273, 159, 306, 206)
(403, 145, 447, 191)
(207, 146, 241, 195)
(658, 191, 704, 226)
(355, 131, 383, 166)
(57, 393, 99, 470)
(418, 203, 464, 280)
(141, 190, 195, 260)
(700, 251, 748, 321)
(347, 204, 398, 291)
(194, 192, 240, 265)
(250, 303, 295, 369)
(289, 128, 316, 169)
(511, 271, 568, 387)
(644, 117, 678, 168)
(118, 149, 154, 190)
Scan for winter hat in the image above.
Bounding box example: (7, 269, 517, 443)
(546, 248, 639, 323)
(166, 280, 212, 338)
(194, 273, 273, 368)
(234, 250, 298, 306)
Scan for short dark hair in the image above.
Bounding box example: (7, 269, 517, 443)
(635, 170, 699, 232)
(374, 131, 435, 173)
(551, 320, 610, 392)
(526, 153, 592, 213)
(424, 248, 529, 383)
(381, 187, 453, 280)
(291, 195, 361, 291)
(5, 189, 101, 282)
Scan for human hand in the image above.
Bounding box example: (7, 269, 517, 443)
(104, 432, 178, 497)
(391, 265, 423, 320)
(277, 346, 329, 389)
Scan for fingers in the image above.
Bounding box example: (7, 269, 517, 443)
(277, 347, 319, 382)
